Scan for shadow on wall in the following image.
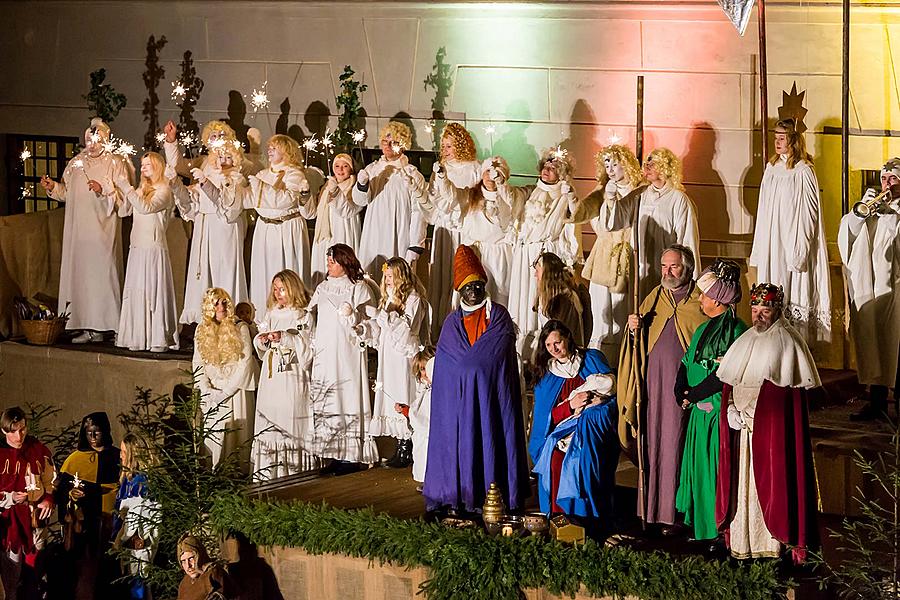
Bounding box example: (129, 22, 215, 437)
(814, 117, 844, 239)
(492, 100, 538, 180)
(226, 90, 251, 149)
(683, 121, 728, 235)
(738, 118, 766, 241)
(558, 99, 601, 185)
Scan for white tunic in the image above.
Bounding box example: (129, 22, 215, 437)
(360, 292, 428, 441)
(461, 187, 513, 308)
(115, 182, 179, 351)
(750, 157, 831, 342)
(310, 176, 363, 287)
(352, 155, 427, 277)
(49, 152, 131, 331)
(253, 306, 314, 479)
(424, 160, 481, 337)
(503, 179, 580, 352)
(408, 380, 432, 483)
(308, 275, 379, 463)
(172, 165, 249, 324)
(193, 320, 259, 467)
(838, 199, 900, 386)
(246, 165, 315, 310)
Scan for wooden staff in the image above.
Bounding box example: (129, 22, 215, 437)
(841, 0, 850, 215)
(758, 0, 769, 165)
(633, 74, 647, 526)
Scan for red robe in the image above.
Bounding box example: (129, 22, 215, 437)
(0, 437, 55, 557)
(715, 381, 819, 563)
(548, 375, 584, 514)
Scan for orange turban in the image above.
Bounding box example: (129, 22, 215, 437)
(453, 245, 488, 291)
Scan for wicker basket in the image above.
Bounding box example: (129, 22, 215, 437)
(19, 318, 67, 346)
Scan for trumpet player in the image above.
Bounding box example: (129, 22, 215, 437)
(839, 158, 900, 421)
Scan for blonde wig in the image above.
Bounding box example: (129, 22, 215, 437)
(770, 118, 813, 169)
(646, 148, 683, 190)
(267, 269, 311, 311)
(538, 147, 575, 181)
(441, 123, 476, 162)
(380, 257, 426, 313)
(139, 152, 167, 208)
(533, 252, 580, 315)
(196, 288, 244, 367)
(379, 121, 412, 152)
(267, 134, 304, 168)
(595, 144, 643, 188)
(200, 120, 237, 148)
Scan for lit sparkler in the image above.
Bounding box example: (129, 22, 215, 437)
(155, 132, 167, 144)
(89, 132, 101, 144)
(484, 124, 496, 154)
(551, 145, 569, 162)
(249, 81, 269, 112)
(73, 472, 83, 489)
(424, 119, 435, 134)
(20, 184, 33, 200)
(170, 81, 187, 102)
(20, 148, 31, 162)
(302, 136, 318, 165)
(321, 129, 334, 162)
(351, 130, 367, 144)
(117, 141, 136, 157)
(607, 130, 622, 145)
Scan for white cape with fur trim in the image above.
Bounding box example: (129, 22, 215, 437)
(716, 318, 820, 389)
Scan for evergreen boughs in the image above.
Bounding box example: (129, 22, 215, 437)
(83, 68, 127, 123)
(334, 65, 368, 151)
(209, 495, 787, 600)
(142, 35, 168, 150)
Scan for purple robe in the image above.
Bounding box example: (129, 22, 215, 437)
(423, 303, 530, 511)
(643, 287, 689, 524)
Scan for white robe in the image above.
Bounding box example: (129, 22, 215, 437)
(308, 275, 379, 463)
(246, 165, 315, 310)
(838, 199, 900, 386)
(408, 380, 432, 483)
(115, 182, 179, 351)
(423, 160, 481, 337)
(172, 165, 249, 324)
(352, 155, 427, 278)
(461, 187, 513, 309)
(253, 306, 314, 479)
(193, 320, 260, 467)
(600, 182, 700, 301)
(750, 157, 831, 342)
(503, 179, 580, 352)
(360, 292, 428, 441)
(49, 152, 131, 331)
(310, 176, 363, 287)
(716, 318, 820, 559)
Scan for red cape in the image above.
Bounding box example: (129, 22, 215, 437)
(715, 381, 819, 563)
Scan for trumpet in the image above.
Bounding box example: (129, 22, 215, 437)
(852, 188, 893, 218)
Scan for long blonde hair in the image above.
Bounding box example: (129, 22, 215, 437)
(770, 118, 813, 169)
(120, 432, 156, 484)
(379, 121, 412, 151)
(196, 288, 244, 367)
(267, 269, 310, 311)
(379, 257, 426, 313)
(139, 152, 167, 207)
(646, 148, 683, 191)
(595, 144, 643, 188)
(267, 134, 304, 168)
(440, 123, 476, 162)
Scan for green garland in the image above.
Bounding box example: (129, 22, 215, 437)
(209, 496, 787, 600)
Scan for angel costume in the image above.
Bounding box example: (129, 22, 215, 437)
(311, 175, 362, 286)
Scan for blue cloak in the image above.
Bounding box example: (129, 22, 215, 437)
(423, 304, 530, 511)
(530, 349, 619, 517)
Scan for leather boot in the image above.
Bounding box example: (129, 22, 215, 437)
(387, 439, 413, 468)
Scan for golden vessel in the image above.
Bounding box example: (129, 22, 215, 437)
(482, 482, 506, 525)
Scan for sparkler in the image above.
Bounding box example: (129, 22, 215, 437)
(73, 472, 83, 489)
(170, 80, 187, 103)
(20, 184, 33, 200)
(351, 129, 367, 165)
(20, 148, 31, 162)
(607, 130, 622, 145)
(551, 145, 569, 162)
(484, 124, 496, 155)
(321, 129, 334, 163)
(424, 119, 435, 134)
(249, 81, 269, 112)
(155, 132, 166, 144)
(302, 136, 318, 166)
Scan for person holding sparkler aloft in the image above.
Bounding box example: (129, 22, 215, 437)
(352, 121, 427, 281)
(41, 117, 134, 343)
(246, 135, 314, 308)
(311, 153, 364, 287)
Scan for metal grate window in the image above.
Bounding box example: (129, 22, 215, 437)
(7, 134, 79, 214)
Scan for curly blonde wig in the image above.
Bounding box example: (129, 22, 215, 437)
(595, 144, 643, 188)
(196, 288, 245, 367)
(139, 152, 167, 208)
(538, 147, 575, 181)
(267, 134, 304, 168)
(380, 257, 426, 313)
(646, 148, 683, 190)
(771, 118, 813, 169)
(379, 121, 412, 152)
(201, 121, 237, 148)
(440, 123, 476, 162)
(267, 269, 310, 311)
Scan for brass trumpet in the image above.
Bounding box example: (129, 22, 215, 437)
(853, 188, 893, 218)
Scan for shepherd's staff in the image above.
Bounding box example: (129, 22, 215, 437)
(633, 74, 647, 528)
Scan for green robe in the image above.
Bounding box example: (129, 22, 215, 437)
(675, 312, 747, 540)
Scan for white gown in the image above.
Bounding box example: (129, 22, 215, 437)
(838, 198, 900, 386)
(408, 380, 432, 483)
(503, 179, 580, 353)
(253, 305, 314, 479)
(460, 187, 513, 308)
(115, 182, 179, 351)
(49, 151, 131, 331)
(750, 157, 831, 342)
(424, 160, 481, 337)
(360, 292, 428, 441)
(192, 320, 259, 467)
(310, 176, 363, 286)
(353, 155, 427, 278)
(246, 165, 316, 310)
(308, 275, 379, 463)
(172, 164, 249, 324)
